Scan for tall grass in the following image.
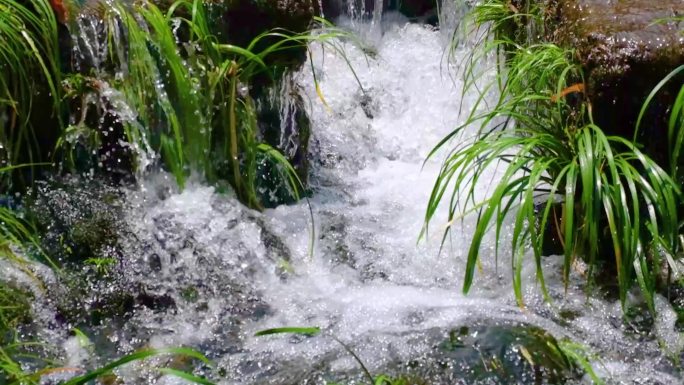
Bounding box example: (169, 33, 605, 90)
(0, 0, 63, 185)
(84, 0, 353, 209)
(425, 1, 684, 313)
(1, 0, 352, 209)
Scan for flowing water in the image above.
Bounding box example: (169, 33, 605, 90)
(10, 5, 684, 385)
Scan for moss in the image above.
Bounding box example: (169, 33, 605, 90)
(181, 286, 199, 303)
(25, 179, 126, 266)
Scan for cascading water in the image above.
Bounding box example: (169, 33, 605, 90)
(15, 5, 684, 385)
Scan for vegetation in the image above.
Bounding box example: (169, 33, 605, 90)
(425, 0, 684, 315)
(1, 177, 211, 382)
(0, 0, 63, 187)
(1, 0, 353, 210)
(0, 0, 348, 382)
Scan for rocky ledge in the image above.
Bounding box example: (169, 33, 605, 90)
(549, 0, 684, 161)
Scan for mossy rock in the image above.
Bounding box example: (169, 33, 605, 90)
(203, 0, 321, 80)
(419, 322, 576, 384)
(279, 321, 577, 385)
(545, 0, 684, 166)
(25, 178, 127, 266)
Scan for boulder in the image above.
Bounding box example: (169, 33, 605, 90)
(547, 0, 684, 165)
(321, 0, 439, 22)
(395, 0, 439, 21)
(25, 178, 127, 266)
(209, 0, 322, 72)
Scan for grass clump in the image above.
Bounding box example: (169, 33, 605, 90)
(72, 0, 351, 209)
(424, 1, 684, 314)
(2, 0, 351, 210)
(0, 0, 63, 187)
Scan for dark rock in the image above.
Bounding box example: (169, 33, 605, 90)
(253, 75, 312, 207)
(417, 322, 575, 384)
(25, 178, 127, 266)
(89, 292, 136, 326)
(547, 0, 684, 165)
(321, 0, 439, 21)
(264, 321, 577, 385)
(394, 0, 439, 21)
(321, 0, 345, 19)
(209, 0, 322, 77)
(136, 291, 177, 313)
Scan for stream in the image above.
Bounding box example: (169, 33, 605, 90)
(8, 3, 684, 385)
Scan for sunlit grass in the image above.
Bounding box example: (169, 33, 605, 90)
(425, 0, 684, 314)
(83, 0, 359, 209)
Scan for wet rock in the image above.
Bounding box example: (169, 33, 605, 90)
(265, 321, 577, 385)
(322, 0, 439, 22)
(25, 178, 127, 266)
(359, 91, 379, 119)
(253, 75, 312, 207)
(207, 0, 322, 75)
(395, 0, 439, 22)
(22, 179, 178, 325)
(321, 0, 345, 19)
(547, 0, 684, 165)
(410, 322, 575, 384)
(135, 291, 177, 314)
(88, 292, 136, 326)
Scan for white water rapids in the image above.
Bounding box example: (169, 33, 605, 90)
(12, 8, 684, 385)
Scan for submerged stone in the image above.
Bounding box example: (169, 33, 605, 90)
(266, 321, 577, 385)
(409, 322, 575, 384)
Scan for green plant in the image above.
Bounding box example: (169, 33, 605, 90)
(0, 164, 50, 385)
(555, 340, 604, 385)
(89, 0, 357, 209)
(469, 0, 543, 45)
(424, 33, 681, 314)
(0, 0, 63, 187)
(63, 347, 214, 385)
(83, 257, 116, 274)
(636, 65, 684, 183)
